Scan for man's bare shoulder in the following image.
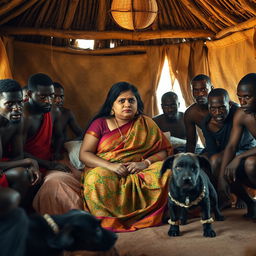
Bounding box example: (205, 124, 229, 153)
(0, 119, 23, 142)
(233, 107, 255, 126)
(233, 107, 246, 121)
(50, 107, 61, 121)
(22, 104, 35, 124)
(184, 103, 197, 118)
(152, 114, 164, 122)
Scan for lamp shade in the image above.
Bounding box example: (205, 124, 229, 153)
(110, 0, 158, 30)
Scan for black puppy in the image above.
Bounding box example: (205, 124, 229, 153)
(161, 153, 224, 238)
(26, 209, 117, 256)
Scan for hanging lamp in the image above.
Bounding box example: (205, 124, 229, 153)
(110, 0, 158, 31)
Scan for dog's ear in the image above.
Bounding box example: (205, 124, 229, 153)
(48, 225, 74, 250)
(160, 156, 175, 176)
(197, 155, 212, 176)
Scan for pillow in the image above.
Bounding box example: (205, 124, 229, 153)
(163, 132, 186, 148)
(64, 141, 85, 170)
(170, 136, 187, 148)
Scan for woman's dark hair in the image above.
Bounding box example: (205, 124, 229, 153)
(85, 81, 144, 132)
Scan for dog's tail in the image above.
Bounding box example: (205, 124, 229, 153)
(160, 156, 175, 176)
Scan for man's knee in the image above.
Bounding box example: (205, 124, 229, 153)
(0, 188, 21, 215)
(5, 167, 29, 186)
(210, 153, 222, 171)
(244, 157, 256, 181)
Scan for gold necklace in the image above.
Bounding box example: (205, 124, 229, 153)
(168, 186, 206, 208)
(114, 118, 127, 141)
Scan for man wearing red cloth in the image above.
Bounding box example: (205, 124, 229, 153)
(23, 73, 70, 173)
(0, 79, 40, 200)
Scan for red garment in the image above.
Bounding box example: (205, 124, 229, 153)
(24, 112, 53, 172)
(0, 174, 9, 187)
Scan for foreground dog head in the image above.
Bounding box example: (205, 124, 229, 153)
(161, 153, 211, 189)
(28, 209, 118, 256)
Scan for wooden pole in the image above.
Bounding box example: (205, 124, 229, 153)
(216, 17, 256, 39)
(0, 26, 214, 40)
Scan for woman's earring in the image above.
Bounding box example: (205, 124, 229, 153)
(111, 109, 115, 116)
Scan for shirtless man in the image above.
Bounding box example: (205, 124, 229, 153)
(53, 82, 83, 141)
(184, 74, 213, 152)
(0, 79, 40, 200)
(23, 73, 69, 173)
(202, 89, 256, 199)
(219, 73, 256, 219)
(153, 91, 186, 139)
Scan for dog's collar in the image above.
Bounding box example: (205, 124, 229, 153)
(43, 214, 60, 234)
(168, 186, 206, 208)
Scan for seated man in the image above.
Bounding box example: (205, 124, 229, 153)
(23, 73, 70, 173)
(53, 82, 83, 141)
(153, 91, 187, 153)
(153, 91, 186, 139)
(201, 88, 256, 207)
(53, 82, 84, 169)
(219, 73, 256, 219)
(0, 79, 40, 203)
(184, 74, 213, 153)
(23, 74, 82, 214)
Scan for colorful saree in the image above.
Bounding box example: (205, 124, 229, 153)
(82, 115, 173, 232)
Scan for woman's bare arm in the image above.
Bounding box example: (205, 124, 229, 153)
(79, 134, 129, 176)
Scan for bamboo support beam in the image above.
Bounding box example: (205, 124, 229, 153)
(216, 16, 256, 39)
(0, 0, 24, 16)
(63, 0, 79, 29)
(180, 0, 219, 32)
(0, 26, 214, 40)
(97, 0, 107, 31)
(0, 0, 43, 26)
(238, 0, 256, 15)
(15, 40, 149, 55)
(200, 0, 240, 26)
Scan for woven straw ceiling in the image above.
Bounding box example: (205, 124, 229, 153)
(0, 0, 256, 46)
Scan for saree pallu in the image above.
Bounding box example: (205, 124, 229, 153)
(82, 115, 172, 232)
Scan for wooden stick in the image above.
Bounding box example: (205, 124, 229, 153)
(97, 0, 107, 31)
(0, 0, 43, 26)
(63, 0, 79, 29)
(238, 0, 256, 15)
(0, 0, 23, 16)
(199, 0, 239, 26)
(179, 0, 219, 32)
(0, 26, 214, 40)
(216, 17, 256, 39)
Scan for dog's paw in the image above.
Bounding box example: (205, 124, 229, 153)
(235, 198, 246, 209)
(203, 223, 216, 237)
(203, 228, 216, 237)
(168, 225, 180, 237)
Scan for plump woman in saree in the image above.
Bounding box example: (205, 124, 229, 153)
(80, 82, 173, 232)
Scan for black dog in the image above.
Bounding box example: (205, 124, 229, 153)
(161, 153, 224, 238)
(26, 209, 117, 256)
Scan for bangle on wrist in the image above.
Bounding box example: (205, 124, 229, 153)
(144, 159, 151, 167)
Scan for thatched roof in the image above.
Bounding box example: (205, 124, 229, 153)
(0, 0, 256, 47)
